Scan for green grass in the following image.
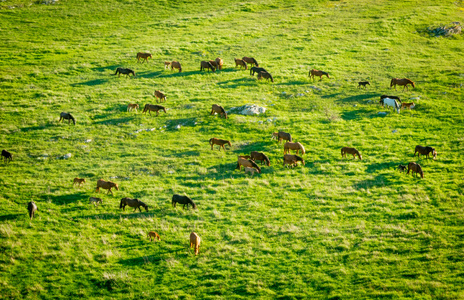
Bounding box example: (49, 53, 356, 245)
(1, 0, 464, 299)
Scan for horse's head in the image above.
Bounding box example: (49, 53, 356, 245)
(223, 112, 228, 119)
(227, 141, 232, 147)
(163, 107, 167, 113)
(143, 203, 149, 212)
(191, 202, 197, 209)
(432, 149, 437, 159)
(114, 183, 119, 190)
(411, 81, 416, 88)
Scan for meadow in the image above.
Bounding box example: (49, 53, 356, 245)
(1, 0, 463, 299)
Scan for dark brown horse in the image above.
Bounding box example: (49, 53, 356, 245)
(120, 197, 148, 212)
(414, 145, 437, 160)
(272, 131, 292, 143)
(114, 68, 135, 77)
(234, 58, 248, 70)
(27, 201, 37, 220)
(358, 81, 370, 88)
(250, 151, 270, 166)
(171, 61, 182, 72)
(407, 162, 424, 178)
(172, 194, 196, 209)
(390, 78, 415, 91)
(341, 147, 362, 160)
(257, 71, 274, 82)
(250, 67, 267, 76)
(236, 157, 261, 173)
(209, 138, 231, 151)
(142, 104, 167, 116)
(59, 112, 76, 125)
(200, 61, 216, 72)
(211, 104, 228, 119)
(242, 57, 259, 67)
(309, 69, 329, 80)
(2, 150, 12, 163)
(283, 154, 305, 167)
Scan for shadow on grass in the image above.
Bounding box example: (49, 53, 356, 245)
(340, 108, 373, 121)
(352, 174, 391, 190)
(0, 214, 23, 221)
(166, 117, 197, 130)
(217, 77, 255, 88)
(71, 78, 109, 86)
(93, 116, 136, 125)
(334, 93, 378, 104)
(277, 80, 308, 86)
(41, 192, 89, 205)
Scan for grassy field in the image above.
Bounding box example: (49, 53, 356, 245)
(1, 0, 463, 299)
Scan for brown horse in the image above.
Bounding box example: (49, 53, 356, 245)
(114, 68, 135, 77)
(209, 138, 231, 151)
(154, 90, 167, 103)
(27, 201, 37, 220)
(142, 104, 167, 116)
(127, 103, 139, 112)
(215, 57, 224, 70)
(242, 56, 259, 67)
(309, 69, 329, 80)
(283, 154, 305, 167)
(341, 147, 362, 160)
(238, 155, 251, 160)
(390, 78, 415, 91)
(172, 194, 196, 209)
(250, 151, 270, 166)
(250, 67, 267, 76)
(414, 145, 437, 160)
(190, 232, 201, 255)
(148, 231, 161, 242)
(236, 157, 261, 173)
(210, 104, 228, 119)
(59, 112, 76, 125)
(358, 81, 370, 88)
(73, 178, 85, 186)
(2, 150, 12, 163)
(120, 197, 148, 212)
(136, 52, 152, 63)
(171, 61, 182, 72)
(257, 71, 274, 82)
(208, 60, 219, 69)
(200, 61, 216, 72)
(284, 142, 305, 155)
(401, 102, 415, 110)
(164, 61, 171, 69)
(234, 58, 248, 70)
(272, 131, 292, 143)
(96, 179, 119, 195)
(407, 162, 424, 178)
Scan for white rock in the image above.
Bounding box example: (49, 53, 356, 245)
(228, 104, 266, 116)
(63, 153, 72, 159)
(392, 130, 398, 133)
(176, 125, 181, 129)
(85, 139, 92, 143)
(410, 97, 420, 100)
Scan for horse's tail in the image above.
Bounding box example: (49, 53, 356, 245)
(252, 58, 258, 67)
(113, 68, 119, 75)
(299, 143, 305, 155)
(142, 104, 149, 113)
(288, 134, 292, 142)
(119, 199, 124, 209)
(209, 138, 214, 145)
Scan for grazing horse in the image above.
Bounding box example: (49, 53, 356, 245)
(127, 103, 139, 112)
(284, 142, 305, 155)
(154, 90, 167, 103)
(390, 78, 415, 91)
(210, 104, 228, 119)
(397, 165, 407, 173)
(2, 150, 12, 163)
(272, 131, 292, 143)
(358, 81, 370, 88)
(89, 197, 103, 206)
(170, 61, 182, 72)
(341, 147, 362, 160)
(200, 61, 216, 72)
(414, 145, 437, 160)
(27, 201, 37, 220)
(148, 231, 161, 242)
(190, 232, 201, 255)
(209, 138, 231, 151)
(257, 71, 274, 82)
(114, 67, 135, 77)
(136, 52, 152, 63)
(59, 112, 76, 125)
(309, 69, 330, 80)
(215, 57, 224, 70)
(250, 151, 270, 166)
(96, 179, 119, 195)
(73, 178, 85, 186)
(250, 67, 267, 76)
(172, 194, 197, 209)
(234, 58, 248, 70)
(242, 57, 259, 67)
(142, 104, 167, 116)
(283, 154, 305, 167)
(120, 197, 148, 212)
(236, 157, 261, 173)
(401, 102, 415, 110)
(407, 162, 424, 178)
(164, 61, 171, 69)
(208, 60, 219, 69)
(380, 98, 401, 113)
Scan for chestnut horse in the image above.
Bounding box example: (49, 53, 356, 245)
(401, 102, 415, 110)
(114, 68, 135, 77)
(190, 232, 201, 255)
(27, 201, 37, 220)
(142, 104, 167, 116)
(236, 157, 261, 173)
(209, 138, 231, 151)
(234, 58, 248, 70)
(172, 194, 196, 209)
(309, 69, 329, 80)
(200, 61, 216, 72)
(96, 179, 119, 195)
(136, 52, 152, 63)
(414, 145, 437, 160)
(148, 231, 161, 241)
(407, 162, 424, 178)
(257, 71, 274, 82)
(390, 78, 415, 91)
(127, 103, 139, 112)
(250, 151, 270, 166)
(210, 104, 228, 119)
(120, 197, 148, 212)
(242, 57, 259, 67)
(272, 131, 292, 143)
(59, 112, 76, 125)
(154, 90, 167, 103)
(284, 142, 305, 155)
(215, 57, 224, 70)
(341, 147, 362, 160)
(283, 154, 305, 167)
(171, 61, 182, 72)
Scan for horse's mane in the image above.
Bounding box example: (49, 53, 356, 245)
(252, 57, 258, 66)
(249, 160, 261, 173)
(296, 142, 305, 154)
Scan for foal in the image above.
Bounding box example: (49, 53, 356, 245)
(358, 81, 370, 88)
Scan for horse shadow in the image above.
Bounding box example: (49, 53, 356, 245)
(134, 71, 164, 79)
(340, 108, 373, 121)
(352, 174, 391, 190)
(93, 116, 136, 125)
(40, 192, 89, 205)
(103, 103, 128, 112)
(71, 79, 109, 86)
(216, 77, 255, 88)
(164, 150, 201, 158)
(365, 162, 398, 174)
(277, 80, 308, 86)
(334, 93, 378, 104)
(0, 214, 24, 221)
(232, 141, 274, 154)
(92, 65, 122, 73)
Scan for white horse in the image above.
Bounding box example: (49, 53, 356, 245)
(380, 98, 400, 113)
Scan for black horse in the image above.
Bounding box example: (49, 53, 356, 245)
(2, 150, 12, 163)
(172, 194, 196, 209)
(114, 67, 135, 77)
(120, 198, 148, 212)
(59, 112, 76, 125)
(250, 67, 267, 76)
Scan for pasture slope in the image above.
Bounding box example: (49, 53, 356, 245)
(1, 0, 463, 299)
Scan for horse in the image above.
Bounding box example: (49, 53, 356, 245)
(120, 197, 148, 212)
(397, 165, 407, 173)
(407, 162, 424, 178)
(96, 179, 119, 195)
(127, 103, 139, 112)
(273, 131, 292, 143)
(244, 167, 258, 176)
(190, 232, 201, 255)
(358, 81, 370, 88)
(380, 98, 401, 113)
(390, 78, 415, 91)
(200, 61, 216, 72)
(257, 71, 274, 82)
(236, 157, 261, 173)
(114, 67, 135, 77)
(234, 58, 248, 70)
(250, 151, 270, 166)
(210, 104, 228, 119)
(164, 61, 171, 69)
(341, 147, 362, 160)
(154, 90, 167, 103)
(250, 67, 267, 76)
(148, 231, 161, 242)
(414, 145, 437, 160)
(401, 102, 415, 110)
(309, 69, 329, 80)
(209, 138, 231, 151)
(380, 95, 402, 103)
(27, 201, 37, 220)
(208, 60, 219, 69)
(136, 52, 152, 63)
(89, 197, 103, 206)
(172, 194, 197, 209)
(242, 57, 259, 67)
(73, 178, 86, 186)
(284, 142, 305, 155)
(171, 61, 182, 72)
(2, 150, 12, 163)
(215, 57, 224, 70)
(59, 112, 76, 125)
(283, 154, 305, 167)
(238, 155, 251, 160)
(142, 104, 167, 116)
